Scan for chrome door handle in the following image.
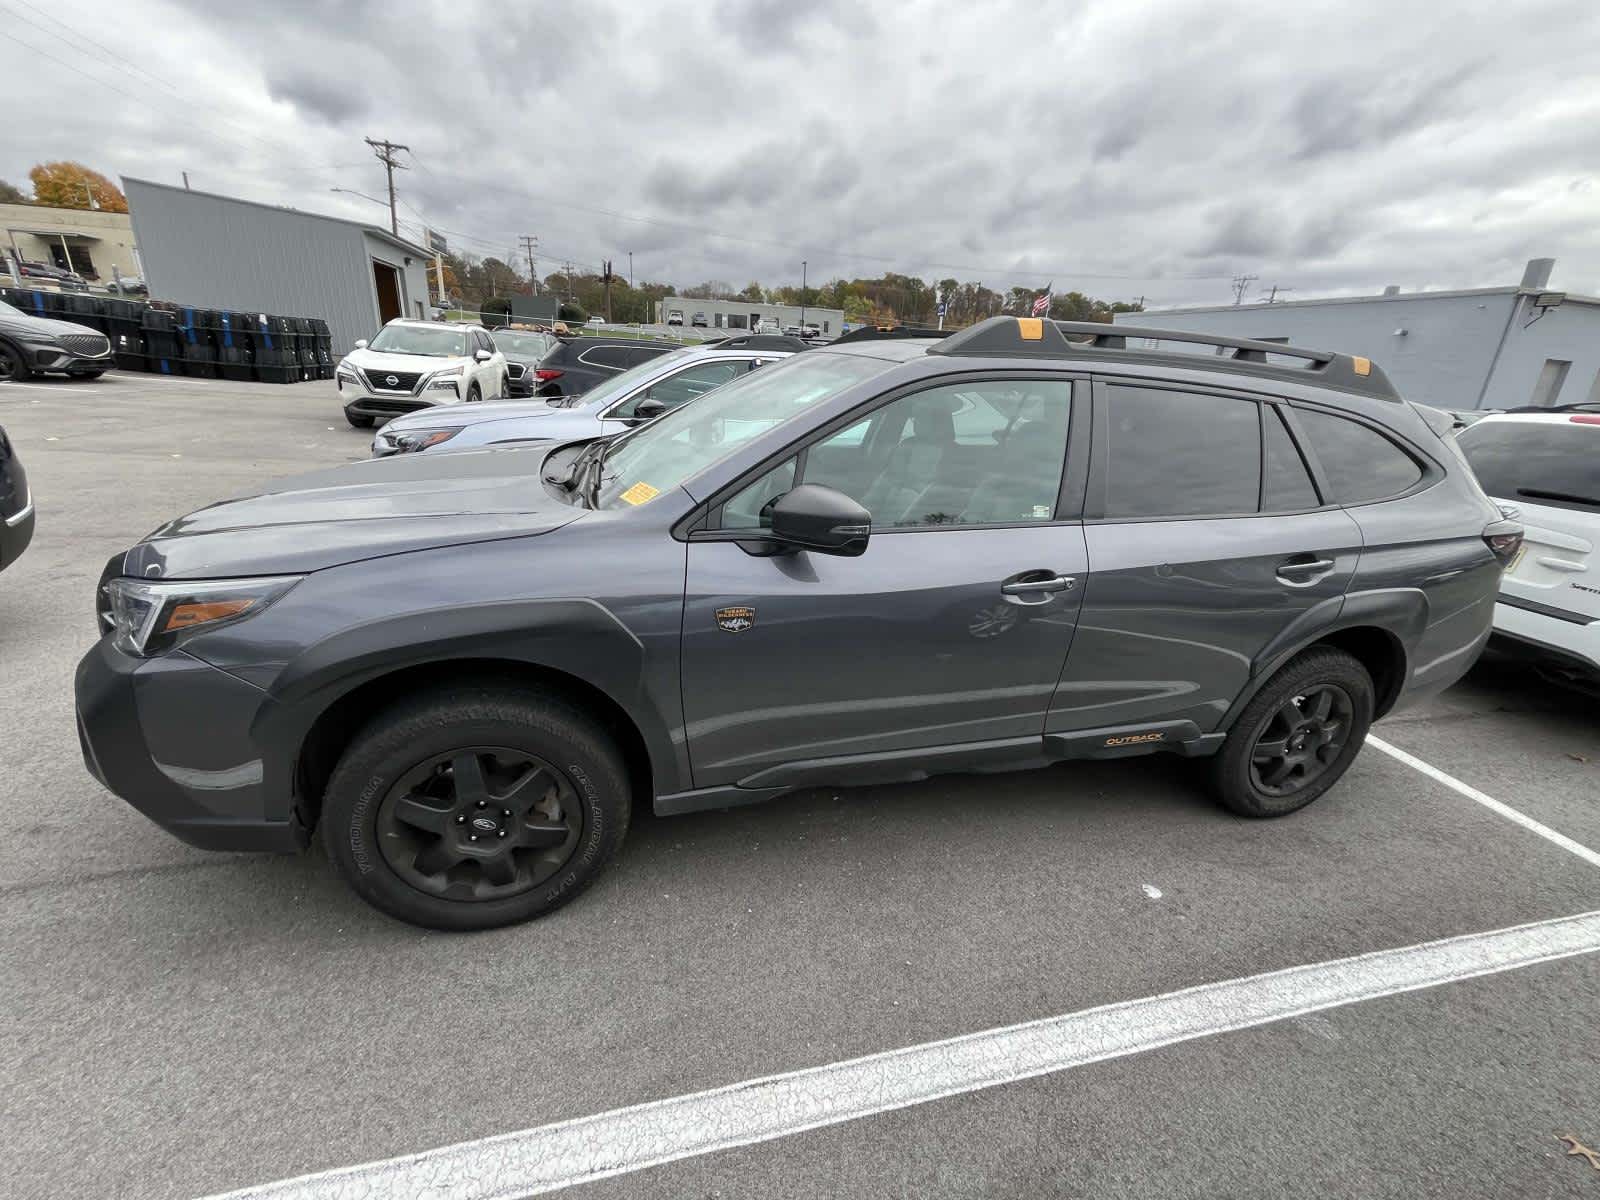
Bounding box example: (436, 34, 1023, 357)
(1001, 573, 1075, 596)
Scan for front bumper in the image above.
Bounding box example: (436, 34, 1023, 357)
(74, 637, 305, 852)
(27, 341, 112, 375)
(1492, 598, 1600, 675)
(337, 372, 460, 421)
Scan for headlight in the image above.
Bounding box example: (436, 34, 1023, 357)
(427, 365, 464, 392)
(336, 364, 360, 382)
(104, 575, 301, 657)
(393, 428, 462, 453)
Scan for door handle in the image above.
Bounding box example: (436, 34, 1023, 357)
(1001, 571, 1075, 597)
(1275, 556, 1335, 585)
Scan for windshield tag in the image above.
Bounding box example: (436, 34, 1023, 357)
(620, 482, 660, 506)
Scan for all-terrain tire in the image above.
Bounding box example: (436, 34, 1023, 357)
(1209, 646, 1374, 818)
(466, 382, 482, 403)
(321, 685, 632, 930)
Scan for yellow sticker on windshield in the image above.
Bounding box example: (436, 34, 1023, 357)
(620, 481, 660, 506)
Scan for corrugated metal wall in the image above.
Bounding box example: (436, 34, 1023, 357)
(125, 177, 396, 353)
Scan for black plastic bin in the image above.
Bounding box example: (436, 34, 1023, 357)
(5, 289, 58, 320)
(251, 315, 299, 384)
(308, 318, 334, 379)
(101, 298, 147, 370)
(175, 307, 219, 378)
(215, 311, 255, 381)
(139, 308, 181, 375)
(291, 317, 318, 381)
(57, 292, 110, 335)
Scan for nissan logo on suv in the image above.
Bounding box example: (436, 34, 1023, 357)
(385, 375, 399, 388)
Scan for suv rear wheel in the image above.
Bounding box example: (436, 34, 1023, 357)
(321, 686, 632, 929)
(1209, 647, 1374, 817)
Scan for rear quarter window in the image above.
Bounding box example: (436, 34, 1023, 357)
(580, 345, 631, 370)
(1457, 421, 1600, 513)
(1296, 408, 1423, 504)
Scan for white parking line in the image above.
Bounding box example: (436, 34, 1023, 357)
(202, 909, 1600, 1200)
(1367, 734, 1600, 870)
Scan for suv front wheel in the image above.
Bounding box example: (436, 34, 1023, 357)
(1209, 647, 1374, 818)
(321, 685, 632, 929)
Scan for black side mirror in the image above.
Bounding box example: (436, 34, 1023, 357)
(631, 397, 668, 421)
(768, 484, 871, 557)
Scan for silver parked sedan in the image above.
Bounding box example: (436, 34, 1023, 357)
(370, 343, 795, 456)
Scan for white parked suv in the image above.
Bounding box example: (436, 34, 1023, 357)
(1456, 409, 1600, 688)
(336, 319, 507, 428)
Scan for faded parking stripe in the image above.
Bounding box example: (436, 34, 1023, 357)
(202, 909, 1600, 1200)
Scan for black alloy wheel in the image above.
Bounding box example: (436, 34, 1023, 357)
(376, 747, 582, 901)
(1247, 685, 1354, 796)
(0, 343, 27, 382)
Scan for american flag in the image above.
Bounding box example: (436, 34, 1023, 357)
(1030, 284, 1052, 317)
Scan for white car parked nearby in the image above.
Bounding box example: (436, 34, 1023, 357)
(335, 319, 507, 428)
(1456, 410, 1600, 688)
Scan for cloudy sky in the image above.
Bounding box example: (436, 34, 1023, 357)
(4, 0, 1600, 308)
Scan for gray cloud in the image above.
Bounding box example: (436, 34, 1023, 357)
(5, 0, 1600, 308)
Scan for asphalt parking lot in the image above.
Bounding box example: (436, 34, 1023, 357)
(2, 372, 1598, 1200)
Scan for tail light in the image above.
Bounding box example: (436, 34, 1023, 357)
(534, 368, 563, 382)
(1482, 518, 1524, 567)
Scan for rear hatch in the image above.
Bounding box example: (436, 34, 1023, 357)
(1456, 415, 1599, 621)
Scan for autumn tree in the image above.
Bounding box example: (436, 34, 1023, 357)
(28, 162, 127, 212)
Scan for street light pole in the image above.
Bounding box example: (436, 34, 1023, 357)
(628, 251, 633, 289)
(800, 260, 807, 332)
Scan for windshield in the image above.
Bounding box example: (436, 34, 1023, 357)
(594, 352, 891, 510)
(572, 347, 695, 410)
(367, 324, 467, 357)
(1458, 419, 1600, 512)
(492, 331, 552, 356)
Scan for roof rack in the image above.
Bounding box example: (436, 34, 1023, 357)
(832, 324, 952, 345)
(927, 316, 1397, 400)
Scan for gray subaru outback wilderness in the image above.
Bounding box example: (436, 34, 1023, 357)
(76, 317, 1522, 929)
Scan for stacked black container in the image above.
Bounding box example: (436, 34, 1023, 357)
(291, 317, 318, 381)
(308, 319, 334, 379)
(250, 314, 300, 384)
(138, 308, 181, 375)
(100, 298, 146, 369)
(174, 307, 219, 378)
(214, 311, 255, 381)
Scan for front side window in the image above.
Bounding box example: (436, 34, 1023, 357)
(722, 379, 1072, 529)
(1296, 408, 1423, 504)
(367, 325, 467, 357)
(594, 353, 892, 510)
(1102, 386, 1260, 519)
(583, 349, 695, 413)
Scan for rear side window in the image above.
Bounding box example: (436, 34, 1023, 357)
(1103, 385, 1260, 518)
(1262, 406, 1321, 511)
(580, 345, 631, 370)
(1296, 408, 1423, 504)
(1457, 420, 1600, 513)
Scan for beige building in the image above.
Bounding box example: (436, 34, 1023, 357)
(1, 203, 141, 283)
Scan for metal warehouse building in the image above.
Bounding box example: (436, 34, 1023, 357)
(1117, 259, 1600, 412)
(653, 296, 845, 335)
(123, 178, 432, 353)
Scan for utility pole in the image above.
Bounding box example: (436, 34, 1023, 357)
(520, 235, 539, 293)
(800, 259, 807, 331)
(1262, 285, 1293, 304)
(363, 136, 410, 236)
(627, 251, 633, 289)
(603, 259, 614, 324)
(1230, 274, 1258, 306)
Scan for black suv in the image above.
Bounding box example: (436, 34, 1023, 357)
(531, 336, 679, 399)
(76, 317, 1519, 930)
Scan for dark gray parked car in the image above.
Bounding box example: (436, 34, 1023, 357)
(0, 299, 112, 381)
(75, 317, 1519, 930)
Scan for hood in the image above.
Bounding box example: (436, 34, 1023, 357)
(124, 445, 585, 579)
(0, 310, 106, 341)
(383, 397, 583, 434)
(342, 348, 466, 377)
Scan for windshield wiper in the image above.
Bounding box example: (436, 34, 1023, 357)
(1518, 487, 1600, 508)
